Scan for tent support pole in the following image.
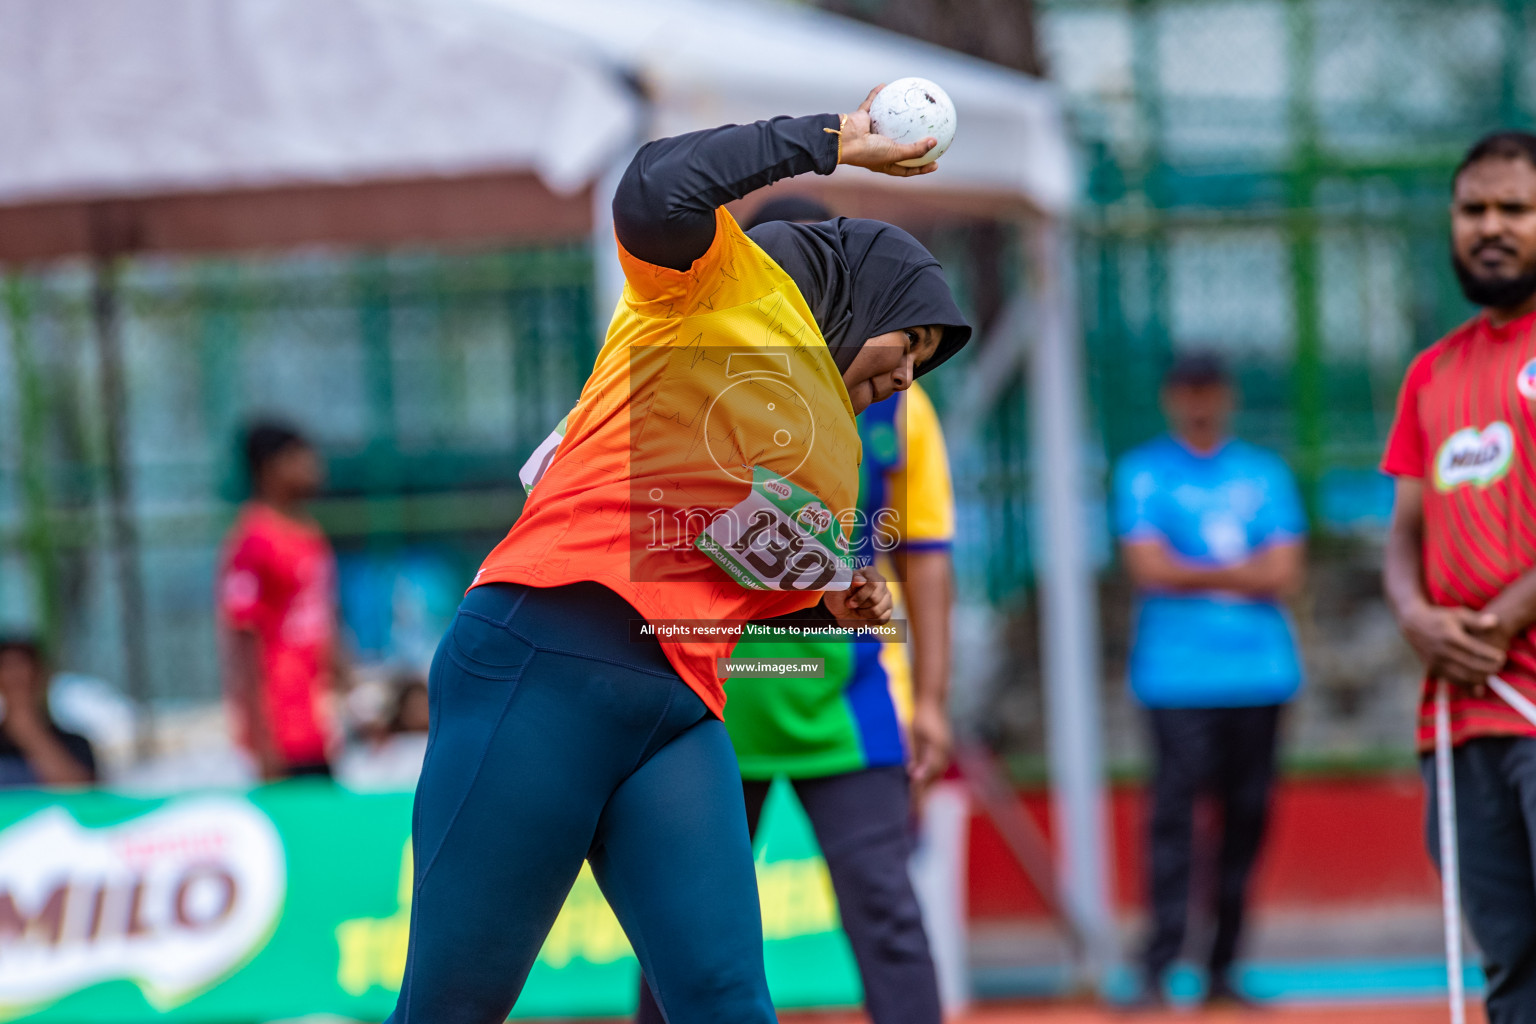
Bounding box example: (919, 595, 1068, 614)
(1023, 213, 1117, 988)
(91, 253, 155, 760)
(591, 136, 643, 333)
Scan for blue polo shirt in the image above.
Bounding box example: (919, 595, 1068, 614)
(1113, 435, 1306, 708)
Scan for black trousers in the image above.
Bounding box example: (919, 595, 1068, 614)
(635, 765, 941, 1024)
(1141, 704, 1282, 985)
(1423, 737, 1536, 1024)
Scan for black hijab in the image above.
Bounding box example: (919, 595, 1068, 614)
(748, 217, 972, 378)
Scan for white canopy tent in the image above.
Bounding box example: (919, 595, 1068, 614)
(0, 0, 1112, 985)
(0, 0, 1070, 223)
(484, 0, 1073, 209)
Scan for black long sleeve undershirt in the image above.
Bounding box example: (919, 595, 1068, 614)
(612, 114, 840, 272)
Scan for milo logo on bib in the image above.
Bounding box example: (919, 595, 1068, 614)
(1435, 421, 1515, 492)
(794, 502, 833, 535)
(696, 467, 854, 592)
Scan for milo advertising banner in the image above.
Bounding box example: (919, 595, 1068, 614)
(0, 782, 861, 1021)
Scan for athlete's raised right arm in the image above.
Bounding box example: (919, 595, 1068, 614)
(614, 115, 840, 271)
(612, 87, 938, 271)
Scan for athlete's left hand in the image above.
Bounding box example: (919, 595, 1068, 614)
(824, 568, 893, 625)
(908, 699, 952, 804)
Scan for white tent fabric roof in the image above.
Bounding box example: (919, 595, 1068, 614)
(491, 0, 1075, 213)
(0, 0, 1073, 214)
(0, 0, 638, 203)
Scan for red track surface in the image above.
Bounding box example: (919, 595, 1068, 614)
(782, 1002, 1479, 1023)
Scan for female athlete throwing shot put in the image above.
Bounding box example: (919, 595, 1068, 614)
(384, 87, 971, 1024)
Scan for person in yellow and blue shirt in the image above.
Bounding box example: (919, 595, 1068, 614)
(635, 200, 958, 1024)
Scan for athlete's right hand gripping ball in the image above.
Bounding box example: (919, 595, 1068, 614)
(839, 82, 954, 177)
(869, 77, 957, 168)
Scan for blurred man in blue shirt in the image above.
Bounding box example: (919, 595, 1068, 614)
(1113, 353, 1305, 1009)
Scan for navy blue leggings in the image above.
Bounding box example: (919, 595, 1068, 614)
(386, 582, 775, 1024)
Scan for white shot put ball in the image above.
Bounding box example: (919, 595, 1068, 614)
(869, 77, 957, 168)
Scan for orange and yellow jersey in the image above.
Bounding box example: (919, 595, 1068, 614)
(475, 207, 862, 716)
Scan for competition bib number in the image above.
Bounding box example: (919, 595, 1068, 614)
(523, 413, 852, 592)
(695, 467, 854, 591)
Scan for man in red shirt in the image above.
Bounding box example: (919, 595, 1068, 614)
(219, 422, 341, 780)
(1384, 131, 1536, 1024)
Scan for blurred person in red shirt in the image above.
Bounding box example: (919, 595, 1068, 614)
(218, 422, 342, 780)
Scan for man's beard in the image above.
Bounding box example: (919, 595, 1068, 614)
(1453, 250, 1536, 309)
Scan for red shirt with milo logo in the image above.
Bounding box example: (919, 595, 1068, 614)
(1382, 309, 1536, 749)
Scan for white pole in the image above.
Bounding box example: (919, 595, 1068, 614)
(909, 780, 973, 1016)
(1488, 674, 1536, 728)
(1024, 217, 1117, 984)
(591, 148, 634, 334)
(1434, 682, 1466, 1024)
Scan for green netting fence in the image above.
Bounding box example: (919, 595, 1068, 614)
(1, 246, 594, 701)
